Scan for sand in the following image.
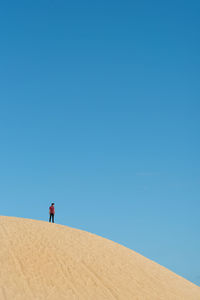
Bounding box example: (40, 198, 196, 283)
(0, 216, 199, 299)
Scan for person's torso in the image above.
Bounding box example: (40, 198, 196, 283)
(49, 206, 55, 214)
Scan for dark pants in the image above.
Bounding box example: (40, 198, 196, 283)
(49, 214, 54, 223)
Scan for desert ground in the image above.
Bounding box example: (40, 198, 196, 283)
(0, 216, 199, 299)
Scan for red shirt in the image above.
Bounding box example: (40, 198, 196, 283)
(49, 205, 55, 214)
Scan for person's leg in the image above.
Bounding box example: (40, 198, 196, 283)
(52, 214, 54, 223)
(49, 214, 52, 222)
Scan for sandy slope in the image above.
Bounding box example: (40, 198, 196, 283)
(0, 217, 199, 300)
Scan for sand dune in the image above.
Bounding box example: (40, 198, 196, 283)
(0, 216, 199, 299)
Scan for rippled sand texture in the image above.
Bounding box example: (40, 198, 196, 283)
(0, 216, 199, 299)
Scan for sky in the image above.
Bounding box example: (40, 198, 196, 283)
(0, 0, 199, 286)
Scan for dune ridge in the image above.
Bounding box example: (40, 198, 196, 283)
(0, 216, 199, 299)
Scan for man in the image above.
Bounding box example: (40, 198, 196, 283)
(49, 203, 55, 223)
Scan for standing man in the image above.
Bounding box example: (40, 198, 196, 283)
(49, 203, 55, 223)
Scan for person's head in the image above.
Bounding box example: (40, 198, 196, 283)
(51, 203, 55, 206)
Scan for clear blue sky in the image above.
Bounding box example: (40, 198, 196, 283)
(0, 0, 199, 286)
